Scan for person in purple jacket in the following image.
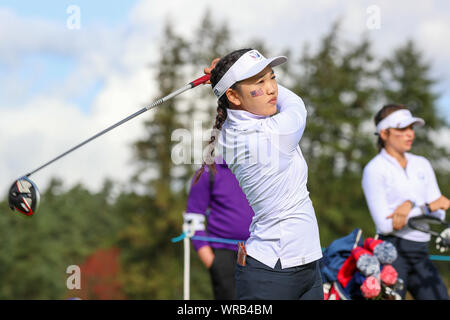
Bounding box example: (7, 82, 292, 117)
(185, 156, 254, 300)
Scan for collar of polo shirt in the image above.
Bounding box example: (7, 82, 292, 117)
(212, 49, 287, 99)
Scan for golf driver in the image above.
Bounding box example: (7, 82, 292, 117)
(7, 74, 211, 216)
(408, 214, 450, 253)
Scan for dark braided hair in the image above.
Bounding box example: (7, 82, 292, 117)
(374, 104, 409, 152)
(194, 48, 252, 183)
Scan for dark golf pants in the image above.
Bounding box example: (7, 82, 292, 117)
(209, 249, 238, 300)
(380, 235, 449, 300)
(235, 255, 324, 300)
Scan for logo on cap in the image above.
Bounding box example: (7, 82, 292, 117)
(248, 50, 262, 60)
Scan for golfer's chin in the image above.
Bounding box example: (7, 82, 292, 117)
(403, 144, 413, 152)
(268, 105, 278, 116)
(256, 104, 277, 117)
(243, 103, 277, 117)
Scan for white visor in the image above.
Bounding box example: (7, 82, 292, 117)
(212, 49, 287, 99)
(376, 109, 425, 133)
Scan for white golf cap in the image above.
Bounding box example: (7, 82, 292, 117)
(213, 49, 287, 99)
(376, 109, 425, 133)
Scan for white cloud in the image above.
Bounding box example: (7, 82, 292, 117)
(0, 8, 77, 66)
(0, 5, 161, 196)
(416, 18, 450, 81)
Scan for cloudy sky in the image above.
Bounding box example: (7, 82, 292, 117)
(1, 0, 449, 196)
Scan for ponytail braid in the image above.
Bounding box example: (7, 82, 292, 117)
(193, 48, 253, 183)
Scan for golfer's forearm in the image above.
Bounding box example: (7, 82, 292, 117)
(197, 245, 214, 268)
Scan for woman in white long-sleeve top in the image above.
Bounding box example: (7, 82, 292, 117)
(362, 104, 449, 300)
(197, 49, 323, 300)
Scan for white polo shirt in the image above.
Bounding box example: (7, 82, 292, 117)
(217, 84, 322, 269)
(362, 149, 446, 242)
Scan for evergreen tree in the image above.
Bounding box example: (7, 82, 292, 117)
(381, 40, 450, 170)
(381, 41, 450, 288)
(132, 21, 190, 197)
(187, 9, 232, 172)
(381, 40, 450, 212)
(118, 20, 190, 299)
(0, 178, 123, 299)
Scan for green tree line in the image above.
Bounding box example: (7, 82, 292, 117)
(0, 11, 448, 299)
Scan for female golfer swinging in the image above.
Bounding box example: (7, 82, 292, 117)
(199, 49, 323, 300)
(362, 104, 449, 300)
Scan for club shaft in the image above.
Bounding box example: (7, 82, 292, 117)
(25, 79, 202, 178)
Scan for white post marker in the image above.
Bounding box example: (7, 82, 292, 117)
(182, 213, 206, 300)
(183, 235, 190, 300)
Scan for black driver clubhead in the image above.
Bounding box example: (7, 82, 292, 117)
(8, 177, 40, 217)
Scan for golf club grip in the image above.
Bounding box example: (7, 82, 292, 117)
(190, 74, 210, 87)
